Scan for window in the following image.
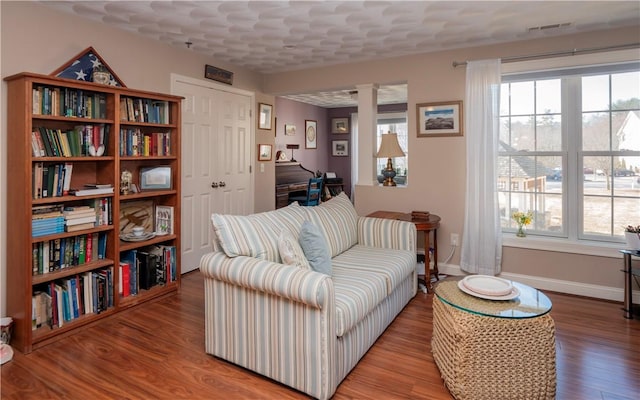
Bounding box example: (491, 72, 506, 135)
(499, 63, 640, 243)
(377, 112, 408, 184)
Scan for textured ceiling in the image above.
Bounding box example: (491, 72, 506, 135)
(41, 1, 640, 108)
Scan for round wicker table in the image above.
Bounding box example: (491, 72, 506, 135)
(432, 279, 556, 400)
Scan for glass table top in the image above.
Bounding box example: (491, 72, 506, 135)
(434, 277, 552, 319)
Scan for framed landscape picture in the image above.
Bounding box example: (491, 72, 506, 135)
(258, 103, 273, 130)
(331, 117, 349, 134)
(332, 140, 348, 156)
(258, 144, 272, 161)
(416, 100, 463, 137)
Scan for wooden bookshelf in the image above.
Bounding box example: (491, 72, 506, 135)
(4, 72, 182, 353)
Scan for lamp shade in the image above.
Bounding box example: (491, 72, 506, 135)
(376, 133, 405, 158)
(286, 144, 300, 149)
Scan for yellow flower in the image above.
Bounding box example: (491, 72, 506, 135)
(512, 211, 533, 226)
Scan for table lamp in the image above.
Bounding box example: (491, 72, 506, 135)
(286, 144, 299, 162)
(376, 132, 405, 186)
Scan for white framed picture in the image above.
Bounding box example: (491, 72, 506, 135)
(332, 140, 348, 156)
(305, 120, 317, 149)
(155, 205, 174, 235)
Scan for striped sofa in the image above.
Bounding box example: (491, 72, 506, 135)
(200, 193, 417, 399)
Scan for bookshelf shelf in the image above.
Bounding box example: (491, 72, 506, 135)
(32, 259, 115, 285)
(5, 71, 182, 353)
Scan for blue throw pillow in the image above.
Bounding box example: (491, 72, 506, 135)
(299, 221, 332, 276)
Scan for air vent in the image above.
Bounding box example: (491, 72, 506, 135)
(528, 22, 572, 32)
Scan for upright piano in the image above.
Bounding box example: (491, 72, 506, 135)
(275, 161, 315, 208)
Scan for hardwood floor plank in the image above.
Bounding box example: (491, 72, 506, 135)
(2, 272, 639, 399)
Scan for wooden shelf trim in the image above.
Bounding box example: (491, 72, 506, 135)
(32, 259, 115, 285)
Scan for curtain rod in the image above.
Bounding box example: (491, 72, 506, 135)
(452, 42, 640, 67)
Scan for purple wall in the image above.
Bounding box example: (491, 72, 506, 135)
(275, 99, 407, 198)
(275, 98, 329, 176)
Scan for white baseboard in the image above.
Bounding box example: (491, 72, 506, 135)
(434, 263, 639, 304)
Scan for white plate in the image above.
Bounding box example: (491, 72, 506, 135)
(120, 232, 156, 242)
(0, 344, 14, 365)
(461, 275, 514, 296)
(458, 280, 520, 301)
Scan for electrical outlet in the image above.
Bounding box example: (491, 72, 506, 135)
(451, 233, 459, 246)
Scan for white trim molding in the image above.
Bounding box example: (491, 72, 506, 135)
(437, 263, 639, 305)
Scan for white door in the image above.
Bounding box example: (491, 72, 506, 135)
(172, 75, 254, 272)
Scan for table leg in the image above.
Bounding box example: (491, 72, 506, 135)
(623, 253, 633, 319)
(424, 230, 432, 291)
(433, 228, 439, 280)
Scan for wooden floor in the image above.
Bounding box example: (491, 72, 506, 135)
(2, 271, 639, 399)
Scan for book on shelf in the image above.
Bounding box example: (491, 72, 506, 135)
(32, 163, 73, 199)
(65, 222, 95, 232)
(69, 186, 114, 196)
(119, 262, 131, 298)
(65, 215, 97, 226)
(32, 86, 107, 119)
(121, 250, 139, 296)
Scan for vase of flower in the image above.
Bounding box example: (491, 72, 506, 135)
(624, 225, 640, 250)
(512, 211, 533, 238)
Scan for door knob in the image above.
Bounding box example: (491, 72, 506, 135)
(219, 181, 226, 187)
(211, 182, 219, 188)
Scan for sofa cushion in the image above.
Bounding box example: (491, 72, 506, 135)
(278, 229, 311, 270)
(299, 221, 332, 275)
(331, 245, 415, 294)
(332, 269, 388, 337)
(211, 203, 307, 263)
(304, 192, 358, 258)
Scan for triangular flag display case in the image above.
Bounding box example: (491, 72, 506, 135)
(51, 46, 126, 87)
(4, 47, 183, 353)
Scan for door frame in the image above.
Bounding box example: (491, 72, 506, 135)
(170, 73, 256, 214)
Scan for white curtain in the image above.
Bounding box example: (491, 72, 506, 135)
(460, 59, 503, 275)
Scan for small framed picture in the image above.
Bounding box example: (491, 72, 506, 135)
(140, 166, 172, 190)
(258, 144, 272, 161)
(285, 124, 296, 136)
(305, 120, 317, 149)
(155, 205, 174, 235)
(258, 103, 273, 130)
(416, 100, 463, 137)
(332, 140, 348, 156)
(331, 117, 349, 134)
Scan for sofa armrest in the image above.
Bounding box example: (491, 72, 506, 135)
(199, 251, 332, 309)
(199, 251, 337, 399)
(357, 216, 417, 253)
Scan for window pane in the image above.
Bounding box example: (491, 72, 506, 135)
(500, 84, 510, 115)
(536, 114, 561, 151)
(583, 195, 612, 235)
(536, 79, 561, 114)
(583, 156, 612, 194)
(614, 197, 640, 238)
(582, 112, 610, 151)
(582, 75, 610, 112)
(377, 114, 408, 182)
(611, 71, 640, 110)
(500, 116, 510, 145)
(613, 111, 637, 151)
(539, 194, 563, 232)
(511, 116, 535, 151)
(510, 82, 535, 115)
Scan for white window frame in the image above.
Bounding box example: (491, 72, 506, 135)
(500, 50, 640, 257)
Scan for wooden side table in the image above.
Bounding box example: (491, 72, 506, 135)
(367, 211, 441, 290)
